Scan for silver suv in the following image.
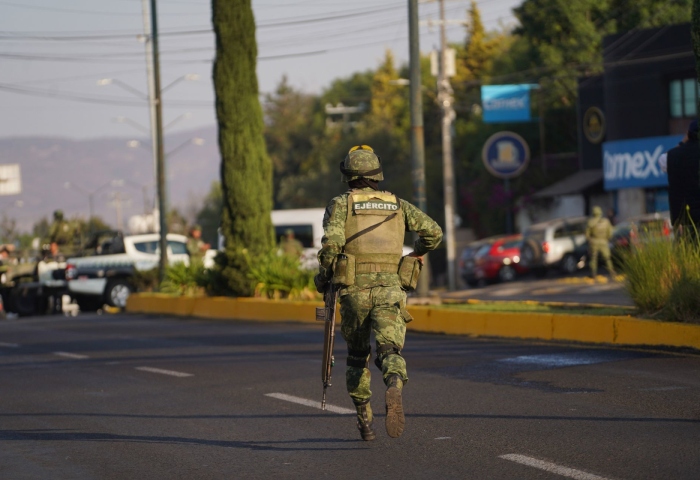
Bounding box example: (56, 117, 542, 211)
(520, 216, 589, 275)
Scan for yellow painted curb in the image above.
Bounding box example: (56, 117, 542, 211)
(126, 294, 700, 351)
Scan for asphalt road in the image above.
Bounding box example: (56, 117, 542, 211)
(445, 273, 633, 306)
(1, 313, 698, 479)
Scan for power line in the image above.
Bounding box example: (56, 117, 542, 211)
(0, 0, 199, 17)
(0, 82, 213, 108)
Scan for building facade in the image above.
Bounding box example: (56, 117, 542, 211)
(578, 23, 695, 221)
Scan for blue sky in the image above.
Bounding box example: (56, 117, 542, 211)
(0, 0, 521, 139)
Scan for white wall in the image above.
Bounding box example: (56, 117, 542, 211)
(617, 188, 646, 221)
(516, 194, 585, 232)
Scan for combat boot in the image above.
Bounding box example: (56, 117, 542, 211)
(385, 375, 405, 438)
(355, 402, 375, 441)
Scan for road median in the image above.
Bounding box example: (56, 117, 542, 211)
(126, 293, 700, 351)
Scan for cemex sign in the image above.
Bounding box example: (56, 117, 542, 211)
(602, 135, 681, 190)
(481, 84, 535, 123)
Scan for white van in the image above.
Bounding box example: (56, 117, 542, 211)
(208, 208, 413, 270)
(271, 208, 325, 269)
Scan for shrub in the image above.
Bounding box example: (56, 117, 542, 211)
(247, 249, 318, 300)
(160, 261, 207, 297)
(132, 267, 160, 292)
(623, 236, 700, 323)
(622, 240, 679, 314)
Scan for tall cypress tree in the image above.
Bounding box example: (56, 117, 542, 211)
(212, 0, 274, 295)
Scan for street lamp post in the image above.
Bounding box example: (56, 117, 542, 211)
(64, 180, 123, 234)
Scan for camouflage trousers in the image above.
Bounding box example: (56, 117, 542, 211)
(339, 285, 409, 406)
(589, 241, 615, 276)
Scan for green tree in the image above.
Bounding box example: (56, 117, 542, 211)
(0, 214, 17, 244)
(693, 0, 700, 97)
(212, 0, 274, 295)
(195, 181, 223, 247)
(514, 0, 614, 107)
(611, 0, 692, 32)
(264, 77, 324, 208)
(32, 217, 50, 240)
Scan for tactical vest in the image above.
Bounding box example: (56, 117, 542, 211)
(344, 191, 404, 274)
(589, 218, 609, 239)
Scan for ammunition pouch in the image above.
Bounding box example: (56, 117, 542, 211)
(332, 253, 356, 286)
(397, 255, 422, 291)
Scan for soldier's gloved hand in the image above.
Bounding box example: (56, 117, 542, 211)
(314, 273, 328, 293)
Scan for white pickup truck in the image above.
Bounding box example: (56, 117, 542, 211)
(65, 231, 189, 310)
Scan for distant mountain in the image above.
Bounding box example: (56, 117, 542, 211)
(0, 126, 220, 233)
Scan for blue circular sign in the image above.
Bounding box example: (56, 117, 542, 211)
(481, 131, 530, 179)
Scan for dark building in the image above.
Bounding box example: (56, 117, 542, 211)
(577, 22, 695, 219)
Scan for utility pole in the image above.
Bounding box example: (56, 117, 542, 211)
(438, 0, 457, 292)
(150, 0, 167, 284)
(141, 0, 159, 182)
(408, 0, 430, 297)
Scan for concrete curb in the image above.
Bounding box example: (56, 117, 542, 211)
(126, 293, 700, 351)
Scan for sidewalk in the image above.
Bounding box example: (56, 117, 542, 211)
(127, 293, 700, 352)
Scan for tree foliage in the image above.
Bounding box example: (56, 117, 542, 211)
(212, 0, 274, 295)
(693, 0, 700, 95)
(201, 0, 696, 291)
(195, 181, 223, 247)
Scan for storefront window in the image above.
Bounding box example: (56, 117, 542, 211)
(683, 79, 697, 117)
(669, 79, 699, 118)
(670, 80, 682, 117)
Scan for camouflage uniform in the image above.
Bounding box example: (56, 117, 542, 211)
(279, 232, 304, 258)
(586, 206, 615, 276)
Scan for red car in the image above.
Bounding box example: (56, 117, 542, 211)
(472, 235, 528, 284)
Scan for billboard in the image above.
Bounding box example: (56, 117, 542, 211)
(602, 135, 681, 190)
(481, 84, 535, 123)
(0, 164, 21, 196)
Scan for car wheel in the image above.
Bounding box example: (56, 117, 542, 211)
(520, 239, 541, 267)
(105, 279, 132, 308)
(560, 254, 578, 274)
(498, 265, 517, 283)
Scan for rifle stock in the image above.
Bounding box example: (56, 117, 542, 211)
(316, 283, 338, 410)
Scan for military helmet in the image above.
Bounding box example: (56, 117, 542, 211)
(340, 145, 383, 182)
(592, 206, 603, 216)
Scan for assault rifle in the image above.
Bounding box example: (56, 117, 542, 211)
(316, 283, 338, 410)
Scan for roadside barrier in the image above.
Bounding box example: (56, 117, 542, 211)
(126, 293, 700, 351)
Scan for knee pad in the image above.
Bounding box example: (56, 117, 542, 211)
(374, 343, 401, 371)
(347, 347, 371, 368)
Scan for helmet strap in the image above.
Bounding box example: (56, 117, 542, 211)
(348, 178, 379, 190)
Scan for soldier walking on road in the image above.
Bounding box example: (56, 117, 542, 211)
(586, 206, 615, 278)
(315, 145, 443, 441)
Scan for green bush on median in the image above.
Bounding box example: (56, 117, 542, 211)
(132, 261, 209, 297)
(622, 230, 700, 323)
(246, 249, 318, 300)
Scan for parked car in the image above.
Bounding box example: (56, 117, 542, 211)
(458, 235, 504, 286)
(610, 211, 672, 265)
(520, 216, 589, 275)
(472, 235, 528, 284)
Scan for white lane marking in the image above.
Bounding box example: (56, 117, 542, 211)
(135, 366, 193, 378)
(499, 454, 614, 480)
(435, 437, 451, 440)
(265, 393, 355, 415)
(0, 342, 19, 348)
(53, 351, 89, 359)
